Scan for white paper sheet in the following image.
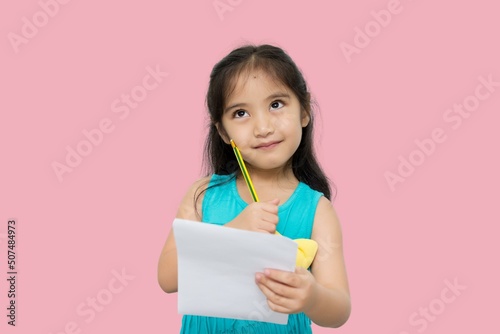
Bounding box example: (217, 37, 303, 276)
(173, 218, 298, 325)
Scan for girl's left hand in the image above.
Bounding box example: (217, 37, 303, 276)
(255, 267, 318, 314)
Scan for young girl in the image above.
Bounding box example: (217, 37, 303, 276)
(158, 44, 351, 333)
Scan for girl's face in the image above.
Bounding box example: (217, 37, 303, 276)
(218, 69, 310, 172)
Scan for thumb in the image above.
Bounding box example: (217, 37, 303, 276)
(267, 198, 280, 205)
(295, 266, 309, 275)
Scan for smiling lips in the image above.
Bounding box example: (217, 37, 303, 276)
(254, 140, 282, 149)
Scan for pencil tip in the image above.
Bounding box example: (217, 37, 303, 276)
(230, 139, 236, 148)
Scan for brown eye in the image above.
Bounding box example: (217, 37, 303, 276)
(270, 101, 284, 110)
(234, 110, 248, 118)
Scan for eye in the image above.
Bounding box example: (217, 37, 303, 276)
(270, 100, 284, 110)
(233, 110, 249, 118)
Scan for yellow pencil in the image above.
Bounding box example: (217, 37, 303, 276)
(230, 139, 259, 202)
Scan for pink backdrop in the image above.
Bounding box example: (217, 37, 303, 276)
(1, 0, 499, 333)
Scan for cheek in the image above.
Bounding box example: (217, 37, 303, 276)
(287, 121, 305, 147)
(274, 115, 294, 129)
(275, 116, 302, 135)
(222, 123, 247, 144)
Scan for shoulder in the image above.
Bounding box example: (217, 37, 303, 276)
(299, 182, 324, 197)
(297, 182, 325, 207)
(312, 197, 342, 236)
(175, 175, 213, 221)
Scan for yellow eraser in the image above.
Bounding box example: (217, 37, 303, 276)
(275, 231, 318, 269)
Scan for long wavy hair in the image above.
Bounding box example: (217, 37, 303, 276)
(195, 44, 335, 217)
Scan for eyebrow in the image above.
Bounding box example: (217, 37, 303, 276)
(224, 92, 291, 114)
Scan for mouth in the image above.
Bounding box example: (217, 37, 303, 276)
(254, 140, 282, 149)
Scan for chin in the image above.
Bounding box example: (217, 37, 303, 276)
(258, 162, 288, 171)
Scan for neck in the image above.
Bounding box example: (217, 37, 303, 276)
(244, 163, 297, 188)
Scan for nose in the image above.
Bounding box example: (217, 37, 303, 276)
(253, 112, 274, 138)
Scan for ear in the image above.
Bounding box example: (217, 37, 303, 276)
(301, 93, 311, 127)
(301, 110, 311, 128)
(215, 123, 230, 144)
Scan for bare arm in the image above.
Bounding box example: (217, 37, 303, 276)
(305, 197, 351, 327)
(157, 177, 209, 293)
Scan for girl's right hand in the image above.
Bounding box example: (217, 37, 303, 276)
(225, 198, 280, 234)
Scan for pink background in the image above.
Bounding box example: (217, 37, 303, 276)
(1, 0, 499, 333)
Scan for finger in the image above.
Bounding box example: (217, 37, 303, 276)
(257, 223, 275, 234)
(294, 266, 310, 276)
(265, 219, 279, 233)
(265, 198, 280, 206)
(264, 268, 301, 288)
(257, 223, 276, 234)
(261, 204, 279, 215)
(266, 299, 292, 314)
(267, 222, 277, 233)
(261, 291, 293, 314)
(256, 272, 296, 298)
(261, 212, 278, 225)
(256, 278, 293, 312)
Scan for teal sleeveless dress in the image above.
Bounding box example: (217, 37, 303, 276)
(180, 173, 324, 334)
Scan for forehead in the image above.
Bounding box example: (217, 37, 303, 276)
(225, 69, 291, 102)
